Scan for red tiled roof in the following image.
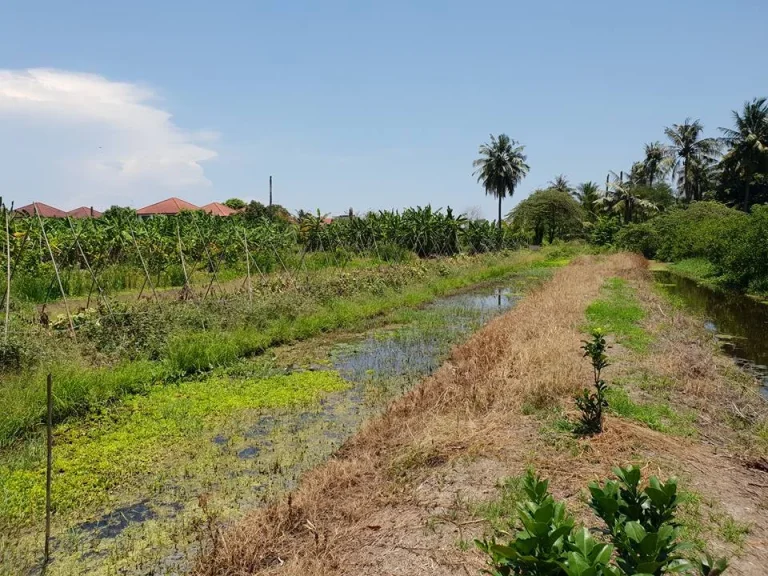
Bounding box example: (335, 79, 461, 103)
(67, 206, 103, 218)
(136, 197, 200, 215)
(201, 202, 237, 216)
(15, 202, 68, 218)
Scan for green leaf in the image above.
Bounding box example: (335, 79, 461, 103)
(623, 521, 646, 543)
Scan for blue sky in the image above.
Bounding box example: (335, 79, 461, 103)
(0, 1, 765, 218)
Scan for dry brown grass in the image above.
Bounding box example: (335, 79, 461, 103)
(193, 253, 768, 576)
(193, 254, 635, 575)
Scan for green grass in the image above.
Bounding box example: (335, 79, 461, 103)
(605, 387, 697, 436)
(668, 258, 718, 283)
(0, 370, 348, 528)
(586, 277, 651, 352)
(678, 489, 751, 554)
(472, 475, 525, 533)
(0, 250, 570, 448)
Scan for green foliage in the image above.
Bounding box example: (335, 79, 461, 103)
(223, 198, 246, 210)
(586, 278, 650, 352)
(477, 468, 728, 576)
(473, 134, 530, 228)
(510, 188, 585, 245)
(590, 216, 622, 246)
(575, 329, 610, 435)
(475, 471, 582, 576)
(615, 202, 768, 293)
(590, 466, 696, 576)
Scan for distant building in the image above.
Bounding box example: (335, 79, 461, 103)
(136, 197, 200, 217)
(15, 202, 68, 218)
(67, 206, 103, 219)
(201, 202, 237, 216)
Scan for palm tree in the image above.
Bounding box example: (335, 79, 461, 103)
(473, 134, 530, 233)
(719, 97, 768, 210)
(548, 174, 572, 194)
(573, 182, 601, 220)
(600, 179, 658, 224)
(664, 119, 720, 201)
(641, 142, 670, 187)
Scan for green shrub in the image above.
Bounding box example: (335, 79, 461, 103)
(615, 222, 658, 258)
(477, 467, 728, 576)
(591, 216, 623, 247)
(575, 329, 610, 435)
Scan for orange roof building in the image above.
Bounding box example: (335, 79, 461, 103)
(201, 202, 237, 216)
(136, 197, 200, 216)
(67, 206, 103, 218)
(15, 202, 68, 218)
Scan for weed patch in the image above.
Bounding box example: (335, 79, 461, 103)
(586, 277, 651, 352)
(0, 370, 348, 528)
(606, 387, 697, 437)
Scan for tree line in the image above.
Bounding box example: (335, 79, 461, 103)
(473, 97, 768, 247)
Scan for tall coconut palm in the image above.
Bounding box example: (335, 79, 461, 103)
(664, 119, 720, 201)
(548, 174, 572, 194)
(719, 97, 768, 210)
(573, 181, 601, 220)
(473, 134, 530, 233)
(641, 141, 670, 187)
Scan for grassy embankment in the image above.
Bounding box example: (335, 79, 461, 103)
(193, 253, 767, 576)
(0, 249, 568, 448)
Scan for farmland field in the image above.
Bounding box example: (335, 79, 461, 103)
(0, 236, 566, 574)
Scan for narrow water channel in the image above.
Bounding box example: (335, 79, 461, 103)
(654, 271, 768, 391)
(31, 275, 540, 575)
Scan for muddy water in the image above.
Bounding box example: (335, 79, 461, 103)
(654, 271, 768, 390)
(41, 279, 535, 575)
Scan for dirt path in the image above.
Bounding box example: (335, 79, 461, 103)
(194, 254, 768, 576)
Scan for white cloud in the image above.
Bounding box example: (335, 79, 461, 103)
(0, 68, 217, 208)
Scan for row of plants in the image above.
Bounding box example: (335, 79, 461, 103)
(1, 204, 530, 303)
(0, 250, 554, 447)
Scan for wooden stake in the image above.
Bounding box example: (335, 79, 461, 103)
(44, 373, 53, 568)
(66, 216, 113, 316)
(36, 207, 76, 341)
(176, 221, 193, 299)
(127, 221, 159, 305)
(4, 201, 11, 344)
(242, 228, 252, 303)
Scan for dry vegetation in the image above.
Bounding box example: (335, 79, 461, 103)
(194, 253, 768, 576)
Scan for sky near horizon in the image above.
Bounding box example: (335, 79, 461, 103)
(0, 1, 765, 218)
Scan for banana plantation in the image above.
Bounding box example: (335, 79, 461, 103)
(1, 204, 522, 303)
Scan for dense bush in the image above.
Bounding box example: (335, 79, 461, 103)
(477, 468, 728, 576)
(615, 202, 768, 293)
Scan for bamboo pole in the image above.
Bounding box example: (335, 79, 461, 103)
(66, 216, 113, 316)
(44, 373, 53, 568)
(176, 221, 194, 300)
(4, 201, 11, 344)
(36, 207, 76, 340)
(127, 220, 159, 305)
(190, 216, 223, 298)
(0, 225, 30, 312)
(242, 228, 252, 303)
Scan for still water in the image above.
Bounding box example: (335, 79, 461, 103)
(654, 271, 768, 390)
